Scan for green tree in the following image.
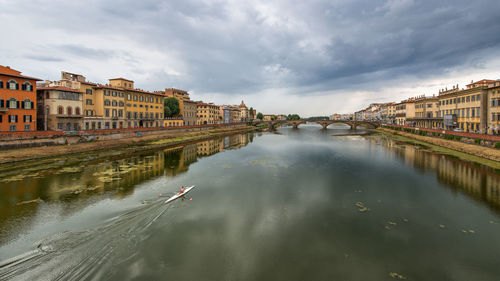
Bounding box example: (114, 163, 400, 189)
(164, 97, 180, 117)
(257, 112, 263, 120)
(287, 114, 300, 120)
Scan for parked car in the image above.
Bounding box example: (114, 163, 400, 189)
(453, 128, 462, 132)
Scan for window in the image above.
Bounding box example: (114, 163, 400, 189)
(86, 99, 93, 105)
(112, 100, 117, 106)
(0, 80, 3, 89)
(471, 96, 475, 102)
(104, 90, 110, 96)
(104, 100, 110, 106)
(119, 101, 124, 107)
(112, 109, 117, 117)
(477, 94, 481, 101)
(8, 80, 18, 90)
(58, 91, 80, 100)
(118, 109, 123, 117)
(9, 115, 17, 123)
(133, 95, 138, 101)
(112, 91, 117, 97)
(67, 107, 72, 116)
(23, 99, 32, 109)
(140, 95, 144, 102)
(24, 124, 30, 131)
(24, 115, 31, 122)
(105, 109, 110, 117)
(462, 97, 465, 103)
(10, 125, 16, 131)
(466, 96, 470, 102)
(22, 82, 33, 91)
(127, 94, 131, 100)
(74, 123, 79, 131)
(0, 115, 2, 122)
(75, 107, 81, 115)
(86, 89, 92, 95)
(8, 99, 17, 109)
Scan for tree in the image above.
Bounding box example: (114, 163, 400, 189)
(164, 97, 180, 117)
(257, 112, 263, 120)
(287, 114, 300, 120)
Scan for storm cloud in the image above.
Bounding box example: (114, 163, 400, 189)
(1, 0, 500, 115)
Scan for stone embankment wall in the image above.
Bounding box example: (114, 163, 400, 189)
(0, 123, 246, 150)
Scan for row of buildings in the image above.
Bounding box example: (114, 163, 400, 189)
(338, 79, 500, 135)
(0, 65, 256, 132)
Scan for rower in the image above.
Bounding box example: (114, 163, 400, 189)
(178, 186, 185, 195)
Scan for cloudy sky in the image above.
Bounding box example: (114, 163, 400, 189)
(1, 0, 500, 116)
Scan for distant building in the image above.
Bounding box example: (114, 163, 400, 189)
(164, 88, 196, 126)
(239, 100, 249, 122)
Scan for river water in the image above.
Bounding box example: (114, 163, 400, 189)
(0, 124, 499, 281)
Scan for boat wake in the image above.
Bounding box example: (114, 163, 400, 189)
(0, 198, 171, 281)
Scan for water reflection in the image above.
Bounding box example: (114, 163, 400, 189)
(368, 135, 500, 213)
(0, 133, 254, 245)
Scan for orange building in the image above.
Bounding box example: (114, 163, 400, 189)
(0, 65, 41, 132)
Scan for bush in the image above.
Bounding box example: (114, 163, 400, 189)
(443, 134, 454, 140)
(474, 139, 481, 144)
(454, 136, 462, 141)
(495, 142, 500, 149)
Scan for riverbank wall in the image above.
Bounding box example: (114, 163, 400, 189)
(0, 123, 247, 150)
(0, 124, 258, 165)
(378, 126, 500, 164)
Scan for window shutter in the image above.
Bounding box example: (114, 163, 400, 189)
(0, 100, 3, 108)
(15, 115, 18, 122)
(0, 81, 3, 88)
(21, 102, 25, 109)
(21, 84, 26, 91)
(17, 101, 20, 108)
(16, 83, 19, 90)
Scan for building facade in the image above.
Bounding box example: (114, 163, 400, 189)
(239, 100, 249, 122)
(197, 102, 219, 125)
(37, 86, 84, 131)
(409, 95, 440, 129)
(164, 88, 197, 126)
(438, 80, 491, 133)
(0, 65, 40, 132)
(488, 80, 500, 135)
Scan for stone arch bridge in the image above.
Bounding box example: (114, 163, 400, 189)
(253, 120, 380, 130)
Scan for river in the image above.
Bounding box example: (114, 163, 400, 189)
(0, 124, 499, 281)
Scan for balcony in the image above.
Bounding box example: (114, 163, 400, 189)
(0, 107, 8, 113)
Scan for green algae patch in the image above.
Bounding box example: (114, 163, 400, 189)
(389, 272, 407, 279)
(16, 198, 44, 205)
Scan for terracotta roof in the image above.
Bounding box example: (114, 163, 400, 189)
(80, 81, 97, 86)
(468, 79, 495, 85)
(37, 86, 82, 93)
(109, 77, 134, 82)
(0, 72, 42, 81)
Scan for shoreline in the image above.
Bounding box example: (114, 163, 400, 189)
(376, 128, 500, 170)
(0, 126, 258, 168)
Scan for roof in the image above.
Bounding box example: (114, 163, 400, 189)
(467, 79, 495, 86)
(37, 86, 82, 93)
(109, 77, 134, 82)
(0, 71, 42, 81)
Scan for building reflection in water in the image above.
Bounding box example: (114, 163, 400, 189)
(368, 135, 500, 213)
(0, 132, 254, 245)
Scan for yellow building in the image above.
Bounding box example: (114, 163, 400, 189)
(409, 95, 440, 129)
(438, 80, 492, 133)
(58, 73, 164, 130)
(197, 102, 219, 125)
(487, 80, 500, 134)
(112, 78, 164, 128)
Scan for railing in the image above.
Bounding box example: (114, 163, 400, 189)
(0, 122, 248, 138)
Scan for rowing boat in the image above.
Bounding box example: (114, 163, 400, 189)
(165, 185, 196, 203)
